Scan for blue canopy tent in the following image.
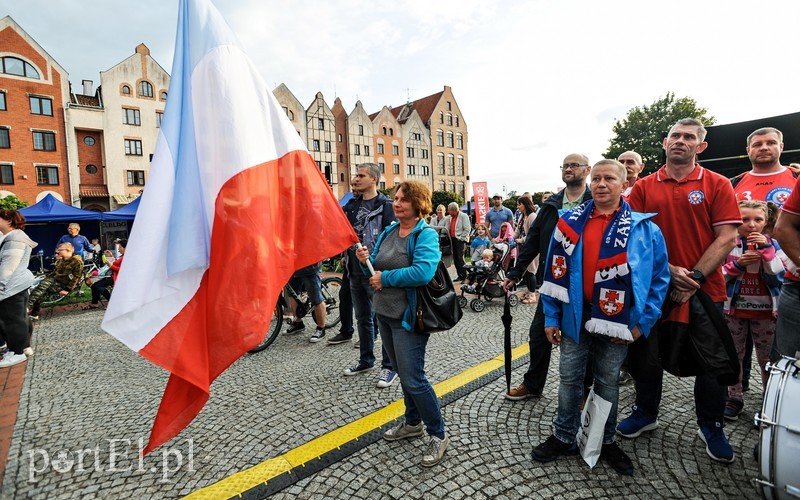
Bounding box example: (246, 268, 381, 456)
(339, 191, 354, 206)
(102, 196, 140, 221)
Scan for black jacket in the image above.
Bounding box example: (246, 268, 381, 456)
(342, 192, 396, 275)
(508, 186, 592, 285)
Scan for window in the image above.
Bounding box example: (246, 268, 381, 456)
(457, 133, 463, 149)
(377, 143, 384, 154)
(380, 182, 386, 190)
(33, 131, 56, 151)
(29, 96, 53, 116)
(389, 128, 394, 136)
(312, 139, 320, 151)
(0, 164, 13, 184)
(36, 165, 58, 185)
(448, 182, 455, 192)
(85, 164, 98, 174)
(0, 91, 5, 111)
(448, 154, 455, 175)
(458, 183, 465, 197)
(422, 165, 430, 176)
(0, 128, 9, 148)
(436, 130, 444, 147)
(124, 139, 143, 155)
(439, 112, 444, 124)
(438, 181, 445, 191)
(354, 144, 360, 155)
(412, 132, 422, 141)
(437, 154, 445, 175)
(447, 101, 452, 111)
(393, 163, 400, 174)
(84, 136, 95, 146)
(282, 106, 288, 115)
(364, 145, 370, 156)
(289, 110, 294, 120)
(122, 85, 131, 95)
(1, 57, 39, 79)
(379, 162, 385, 173)
(446, 113, 453, 126)
(382, 127, 387, 135)
(446, 132, 454, 148)
(456, 116, 460, 127)
(339, 154, 344, 163)
(407, 164, 416, 175)
(138, 81, 153, 97)
(156, 111, 163, 127)
(123, 108, 141, 125)
(324, 141, 331, 153)
(392, 145, 399, 155)
(127, 170, 146, 186)
(160, 91, 168, 100)
(317, 118, 324, 130)
(457, 156, 465, 176)
(421, 149, 429, 159)
(358, 125, 364, 136)
(338, 133, 342, 142)
(407, 147, 415, 158)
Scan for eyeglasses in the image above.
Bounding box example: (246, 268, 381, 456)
(560, 163, 588, 170)
(618, 159, 638, 165)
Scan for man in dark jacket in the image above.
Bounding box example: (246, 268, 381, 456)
(337, 163, 398, 389)
(502, 154, 592, 400)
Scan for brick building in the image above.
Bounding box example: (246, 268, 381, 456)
(0, 16, 71, 204)
(369, 106, 404, 190)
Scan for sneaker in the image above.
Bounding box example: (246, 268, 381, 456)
(617, 407, 659, 438)
(0, 352, 28, 368)
(619, 369, 633, 386)
(354, 340, 360, 348)
(421, 434, 450, 467)
(601, 442, 634, 476)
(23, 347, 34, 357)
(383, 421, 424, 441)
(0, 343, 7, 356)
(285, 320, 305, 334)
(376, 369, 398, 388)
(327, 333, 352, 345)
(531, 435, 577, 463)
(309, 328, 326, 343)
(343, 361, 375, 376)
(29, 314, 39, 321)
(723, 399, 744, 421)
(505, 384, 541, 401)
(697, 423, 735, 463)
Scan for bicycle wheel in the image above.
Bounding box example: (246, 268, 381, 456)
(248, 299, 284, 353)
(319, 276, 342, 328)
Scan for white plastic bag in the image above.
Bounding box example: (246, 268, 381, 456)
(576, 387, 612, 467)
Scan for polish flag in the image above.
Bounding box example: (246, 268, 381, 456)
(101, 0, 357, 454)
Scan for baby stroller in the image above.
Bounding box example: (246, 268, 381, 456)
(458, 243, 518, 312)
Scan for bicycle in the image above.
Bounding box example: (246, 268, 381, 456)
(321, 256, 343, 274)
(248, 275, 343, 353)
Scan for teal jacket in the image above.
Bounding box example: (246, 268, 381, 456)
(362, 219, 441, 331)
(543, 211, 670, 343)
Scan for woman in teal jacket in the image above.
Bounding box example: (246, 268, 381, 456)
(356, 180, 448, 468)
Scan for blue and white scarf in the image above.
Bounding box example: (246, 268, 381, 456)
(540, 199, 634, 341)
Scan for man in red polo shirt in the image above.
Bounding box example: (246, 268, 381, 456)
(617, 118, 741, 464)
(772, 176, 800, 359)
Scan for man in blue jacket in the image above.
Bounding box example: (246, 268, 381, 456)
(531, 160, 670, 476)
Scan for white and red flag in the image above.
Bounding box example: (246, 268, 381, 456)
(102, 0, 357, 454)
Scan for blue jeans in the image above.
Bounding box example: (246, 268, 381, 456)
(350, 272, 391, 370)
(339, 267, 354, 337)
(632, 302, 726, 427)
(773, 281, 800, 361)
(554, 319, 627, 445)
(376, 314, 444, 438)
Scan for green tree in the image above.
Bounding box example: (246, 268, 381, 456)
(0, 195, 28, 210)
(604, 92, 716, 176)
(431, 190, 464, 210)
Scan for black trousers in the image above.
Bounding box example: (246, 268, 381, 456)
(91, 277, 114, 304)
(0, 289, 31, 354)
(452, 239, 466, 280)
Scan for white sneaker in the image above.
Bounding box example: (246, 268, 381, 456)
(0, 352, 28, 368)
(421, 434, 450, 467)
(23, 347, 34, 357)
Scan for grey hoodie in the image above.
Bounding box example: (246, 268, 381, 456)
(0, 229, 38, 301)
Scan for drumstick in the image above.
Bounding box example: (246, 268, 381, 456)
(356, 243, 375, 276)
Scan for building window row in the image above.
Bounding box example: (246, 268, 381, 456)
(33, 131, 56, 151)
(381, 127, 394, 136)
(0, 57, 40, 79)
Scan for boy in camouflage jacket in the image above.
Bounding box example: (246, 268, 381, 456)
(29, 242, 84, 318)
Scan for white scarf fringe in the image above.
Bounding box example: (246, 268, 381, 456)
(585, 318, 633, 341)
(540, 282, 569, 303)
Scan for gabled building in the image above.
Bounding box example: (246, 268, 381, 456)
(273, 83, 307, 145)
(369, 106, 404, 190)
(65, 43, 169, 210)
(392, 105, 433, 189)
(345, 100, 374, 193)
(306, 92, 336, 188)
(0, 16, 71, 204)
(393, 85, 468, 198)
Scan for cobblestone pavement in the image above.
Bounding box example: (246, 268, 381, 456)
(1, 295, 765, 499)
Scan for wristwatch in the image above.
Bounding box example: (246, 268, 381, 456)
(690, 268, 706, 283)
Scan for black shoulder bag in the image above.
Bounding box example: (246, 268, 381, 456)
(413, 228, 463, 334)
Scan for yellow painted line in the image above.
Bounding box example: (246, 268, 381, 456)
(186, 342, 531, 500)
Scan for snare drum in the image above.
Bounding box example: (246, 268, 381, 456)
(754, 356, 800, 500)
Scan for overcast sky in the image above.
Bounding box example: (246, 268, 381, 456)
(6, 0, 800, 196)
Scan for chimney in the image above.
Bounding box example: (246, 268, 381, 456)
(82, 79, 93, 95)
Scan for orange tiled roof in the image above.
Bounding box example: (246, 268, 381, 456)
(71, 94, 101, 107)
(79, 184, 109, 198)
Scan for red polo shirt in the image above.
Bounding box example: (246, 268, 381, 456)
(779, 176, 800, 281)
(629, 165, 741, 302)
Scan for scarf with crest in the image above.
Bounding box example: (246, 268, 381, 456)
(540, 199, 634, 341)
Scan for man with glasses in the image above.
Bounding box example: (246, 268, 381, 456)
(617, 151, 645, 198)
(56, 223, 92, 260)
(503, 154, 592, 401)
(28, 242, 84, 320)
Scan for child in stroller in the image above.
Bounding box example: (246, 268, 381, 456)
(458, 242, 520, 312)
